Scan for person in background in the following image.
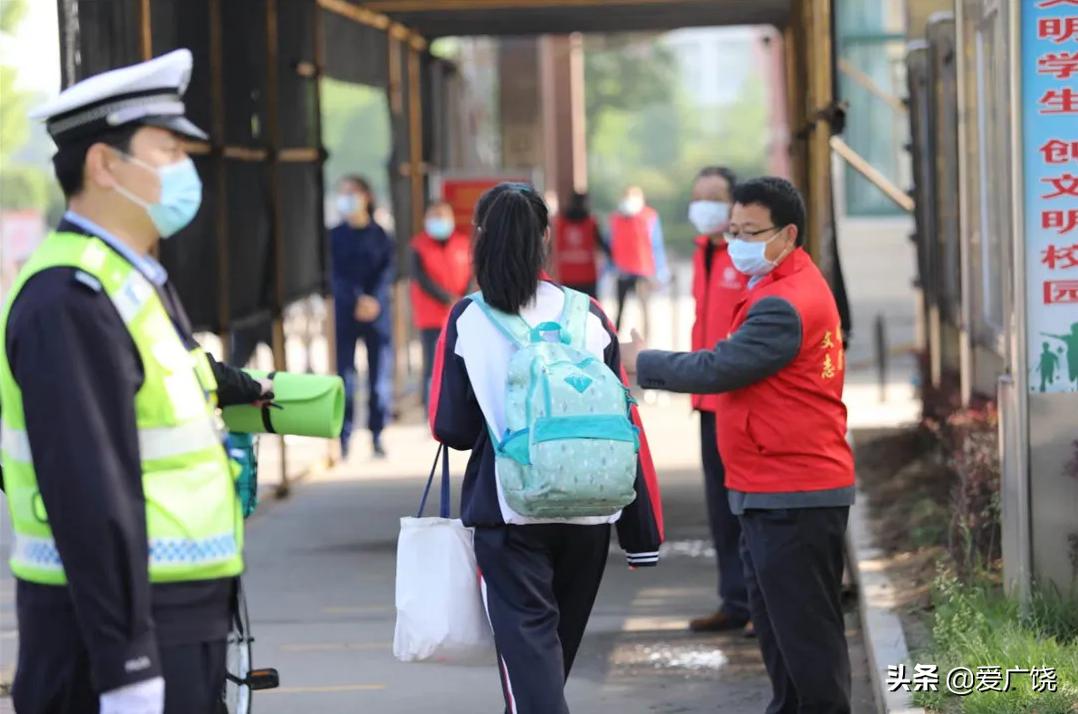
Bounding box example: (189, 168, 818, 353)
(410, 200, 472, 408)
(622, 177, 854, 714)
(430, 183, 663, 714)
(685, 166, 753, 635)
(609, 185, 668, 338)
(331, 175, 394, 459)
(551, 191, 609, 298)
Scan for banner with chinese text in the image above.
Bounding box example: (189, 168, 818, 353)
(1024, 0, 1078, 393)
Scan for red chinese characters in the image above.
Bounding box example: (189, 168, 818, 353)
(1038, 0, 1078, 7)
(1041, 242, 1078, 270)
(1042, 173, 1078, 199)
(1043, 209, 1078, 235)
(1041, 140, 1078, 164)
(1039, 51, 1078, 79)
(1044, 280, 1078, 304)
(1039, 16, 1078, 44)
(1040, 88, 1078, 114)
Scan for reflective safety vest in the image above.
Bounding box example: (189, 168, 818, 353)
(0, 231, 243, 586)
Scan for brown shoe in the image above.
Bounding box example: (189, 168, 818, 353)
(743, 620, 756, 638)
(689, 610, 749, 633)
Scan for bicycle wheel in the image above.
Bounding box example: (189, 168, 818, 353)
(222, 582, 252, 714)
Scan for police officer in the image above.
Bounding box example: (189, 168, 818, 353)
(0, 49, 269, 713)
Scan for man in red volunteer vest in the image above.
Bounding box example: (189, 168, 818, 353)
(551, 191, 609, 298)
(410, 200, 472, 407)
(685, 166, 753, 635)
(623, 177, 855, 713)
(609, 185, 668, 338)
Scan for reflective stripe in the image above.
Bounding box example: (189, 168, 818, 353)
(13, 532, 239, 571)
(109, 270, 155, 325)
(138, 418, 221, 461)
(0, 421, 32, 463)
(11, 533, 64, 571)
(2, 419, 219, 464)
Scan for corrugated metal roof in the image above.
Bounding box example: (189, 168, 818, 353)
(361, 0, 793, 37)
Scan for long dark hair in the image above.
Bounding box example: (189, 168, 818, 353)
(473, 182, 549, 314)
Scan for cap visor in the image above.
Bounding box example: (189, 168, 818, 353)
(141, 115, 208, 142)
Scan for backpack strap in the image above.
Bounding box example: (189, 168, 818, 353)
(560, 288, 591, 350)
(468, 291, 532, 348)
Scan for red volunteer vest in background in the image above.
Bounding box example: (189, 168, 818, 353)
(609, 207, 657, 277)
(714, 248, 854, 494)
(691, 236, 749, 412)
(410, 231, 473, 330)
(552, 216, 599, 285)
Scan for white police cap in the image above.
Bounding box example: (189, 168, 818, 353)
(30, 48, 207, 147)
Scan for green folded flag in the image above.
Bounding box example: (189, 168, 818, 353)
(221, 371, 345, 439)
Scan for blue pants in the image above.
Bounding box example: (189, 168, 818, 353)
(740, 507, 851, 714)
(700, 411, 750, 620)
(335, 300, 392, 444)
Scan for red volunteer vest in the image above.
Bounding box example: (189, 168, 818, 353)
(609, 207, 657, 277)
(714, 249, 854, 494)
(410, 231, 473, 330)
(690, 237, 749, 412)
(552, 215, 599, 285)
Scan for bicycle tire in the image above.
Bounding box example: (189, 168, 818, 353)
(222, 581, 253, 714)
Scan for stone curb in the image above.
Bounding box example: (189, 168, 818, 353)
(847, 482, 927, 714)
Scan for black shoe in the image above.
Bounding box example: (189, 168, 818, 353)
(373, 437, 387, 459)
(689, 610, 749, 633)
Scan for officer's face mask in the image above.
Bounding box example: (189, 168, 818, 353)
(688, 200, 730, 236)
(112, 151, 203, 238)
(425, 216, 455, 240)
(727, 229, 788, 277)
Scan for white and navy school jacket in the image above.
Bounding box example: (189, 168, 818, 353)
(428, 280, 664, 567)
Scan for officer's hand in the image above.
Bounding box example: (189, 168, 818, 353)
(620, 329, 646, 375)
(99, 676, 164, 714)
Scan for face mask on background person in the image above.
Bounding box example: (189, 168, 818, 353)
(727, 230, 786, 277)
(425, 216, 454, 240)
(619, 196, 644, 215)
(336, 193, 360, 218)
(688, 200, 730, 236)
(112, 153, 202, 238)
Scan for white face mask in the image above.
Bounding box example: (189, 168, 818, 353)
(688, 200, 730, 236)
(727, 231, 786, 277)
(619, 196, 644, 215)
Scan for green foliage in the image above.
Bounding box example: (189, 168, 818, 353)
(584, 33, 769, 257)
(913, 570, 1078, 713)
(319, 78, 392, 206)
(0, 0, 54, 214)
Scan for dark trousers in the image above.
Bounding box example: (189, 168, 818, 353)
(474, 524, 610, 714)
(699, 412, 749, 620)
(739, 506, 851, 714)
(563, 281, 597, 300)
(14, 598, 226, 714)
(614, 275, 651, 338)
(420, 327, 441, 408)
(229, 319, 273, 368)
(335, 302, 392, 446)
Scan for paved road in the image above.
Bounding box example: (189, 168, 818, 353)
(243, 397, 875, 713)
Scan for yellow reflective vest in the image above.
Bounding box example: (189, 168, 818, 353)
(0, 231, 243, 585)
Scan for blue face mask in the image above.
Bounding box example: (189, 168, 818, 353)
(727, 231, 785, 277)
(336, 193, 359, 218)
(113, 154, 203, 238)
(425, 216, 455, 240)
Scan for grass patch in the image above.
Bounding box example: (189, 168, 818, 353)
(912, 571, 1078, 713)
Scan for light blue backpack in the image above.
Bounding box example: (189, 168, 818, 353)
(470, 288, 639, 518)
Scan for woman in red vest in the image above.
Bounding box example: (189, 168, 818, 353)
(625, 177, 855, 714)
(410, 200, 472, 407)
(551, 192, 609, 298)
(609, 185, 669, 338)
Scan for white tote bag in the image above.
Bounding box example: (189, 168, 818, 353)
(393, 445, 494, 664)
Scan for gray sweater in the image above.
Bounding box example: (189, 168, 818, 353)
(637, 296, 854, 514)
